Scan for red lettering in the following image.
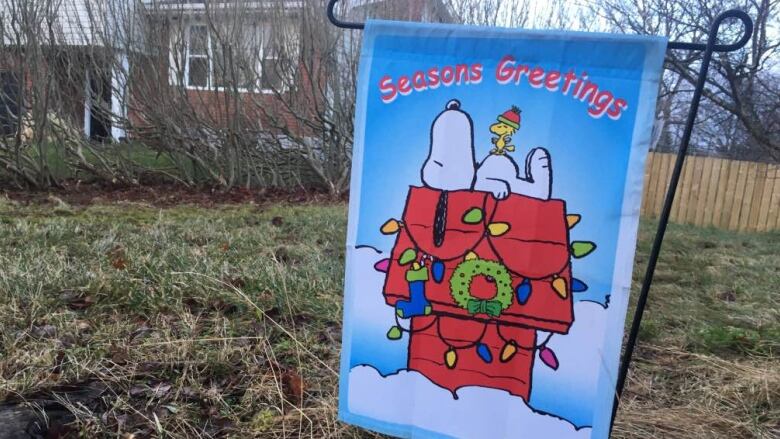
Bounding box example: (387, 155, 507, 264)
(428, 67, 440, 89)
(379, 75, 397, 103)
(398, 76, 412, 95)
(578, 82, 599, 104)
(455, 64, 469, 84)
(441, 66, 455, 86)
(573, 72, 588, 96)
(528, 67, 544, 88)
(412, 71, 427, 91)
(496, 55, 516, 84)
(588, 90, 614, 118)
(512, 65, 530, 84)
(545, 70, 560, 91)
(470, 64, 483, 84)
(562, 70, 577, 95)
(607, 98, 628, 120)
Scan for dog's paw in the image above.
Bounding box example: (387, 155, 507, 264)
(492, 187, 509, 200)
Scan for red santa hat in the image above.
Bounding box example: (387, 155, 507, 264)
(497, 106, 521, 129)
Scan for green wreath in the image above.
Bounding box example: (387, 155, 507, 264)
(450, 258, 513, 317)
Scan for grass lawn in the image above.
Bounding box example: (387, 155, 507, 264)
(0, 197, 777, 438)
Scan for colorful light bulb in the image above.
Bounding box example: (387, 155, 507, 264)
(487, 222, 511, 237)
(373, 258, 390, 273)
(571, 277, 588, 292)
(380, 219, 401, 234)
(539, 346, 559, 370)
(398, 248, 417, 265)
(500, 341, 517, 363)
(516, 279, 532, 305)
(571, 241, 596, 258)
(476, 343, 493, 363)
(566, 214, 581, 229)
(462, 208, 484, 224)
(552, 276, 568, 299)
(432, 260, 445, 283)
(445, 349, 457, 369)
(386, 326, 402, 340)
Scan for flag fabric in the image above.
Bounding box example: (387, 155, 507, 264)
(339, 19, 666, 439)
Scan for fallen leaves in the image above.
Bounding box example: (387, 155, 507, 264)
(109, 345, 130, 365)
(282, 368, 304, 406)
(224, 276, 246, 289)
(61, 291, 95, 310)
(718, 290, 737, 302)
(32, 324, 57, 338)
(151, 383, 172, 398)
(44, 420, 76, 439)
(108, 245, 128, 270)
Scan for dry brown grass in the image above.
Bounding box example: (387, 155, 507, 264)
(614, 346, 779, 438)
(0, 197, 777, 438)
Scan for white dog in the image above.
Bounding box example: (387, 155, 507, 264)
(474, 148, 552, 200)
(420, 99, 552, 200)
(421, 100, 476, 191)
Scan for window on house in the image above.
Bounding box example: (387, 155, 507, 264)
(177, 21, 288, 92)
(212, 26, 260, 90)
(186, 25, 209, 87)
(260, 34, 282, 91)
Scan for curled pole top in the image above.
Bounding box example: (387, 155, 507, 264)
(326, 0, 754, 53)
(326, 0, 363, 30)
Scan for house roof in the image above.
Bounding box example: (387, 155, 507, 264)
(141, 0, 452, 22)
(140, 1, 303, 13)
(346, 0, 454, 23)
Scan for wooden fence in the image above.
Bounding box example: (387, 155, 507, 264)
(641, 152, 780, 232)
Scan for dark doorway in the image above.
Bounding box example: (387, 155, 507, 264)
(0, 71, 20, 136)
(88, 69, 111, 142)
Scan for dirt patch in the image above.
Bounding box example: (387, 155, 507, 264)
(1, 181, 343, 207)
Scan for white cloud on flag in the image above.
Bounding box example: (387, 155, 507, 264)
(348, 365, 592, 438)
(345, 246, 614, 436)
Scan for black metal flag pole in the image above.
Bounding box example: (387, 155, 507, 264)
(610, 9, 753, 431)
(325, 0, 754, 434)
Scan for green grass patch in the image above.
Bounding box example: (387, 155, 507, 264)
(630, 222, 780, 358)
(0, 198, 777, 438)
(17, 141, 185, 181)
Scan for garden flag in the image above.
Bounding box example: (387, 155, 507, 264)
(339, 20, 666, 439)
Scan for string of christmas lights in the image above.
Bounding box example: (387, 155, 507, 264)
(379, 203, 595, 374)
(387, 312, 562, 370)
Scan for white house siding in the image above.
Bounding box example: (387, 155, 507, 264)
(57, 0, 97, 45)
(0, 0, 143, 48)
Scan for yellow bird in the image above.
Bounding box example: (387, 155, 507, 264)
(489, 106, 521, 155)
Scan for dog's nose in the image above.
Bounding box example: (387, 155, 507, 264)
(446, 99, 460, 110)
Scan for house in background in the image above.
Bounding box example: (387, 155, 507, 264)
(137, 0, 307, 136)
(0, 0, 453, 144)
(0, 0, 140, 142)
(137, 0, 453, 138)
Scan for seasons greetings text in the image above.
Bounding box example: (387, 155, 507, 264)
(378, 55, 628, 120)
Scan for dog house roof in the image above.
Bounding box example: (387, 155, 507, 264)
(383, 186, 575, 333)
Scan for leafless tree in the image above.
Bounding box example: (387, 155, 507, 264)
(592, 0, 780, 161)
(0, 0, 386, 193)
(3, 0, 773, 191)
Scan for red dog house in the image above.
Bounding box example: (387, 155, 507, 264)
(379, 186, 594, 401)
